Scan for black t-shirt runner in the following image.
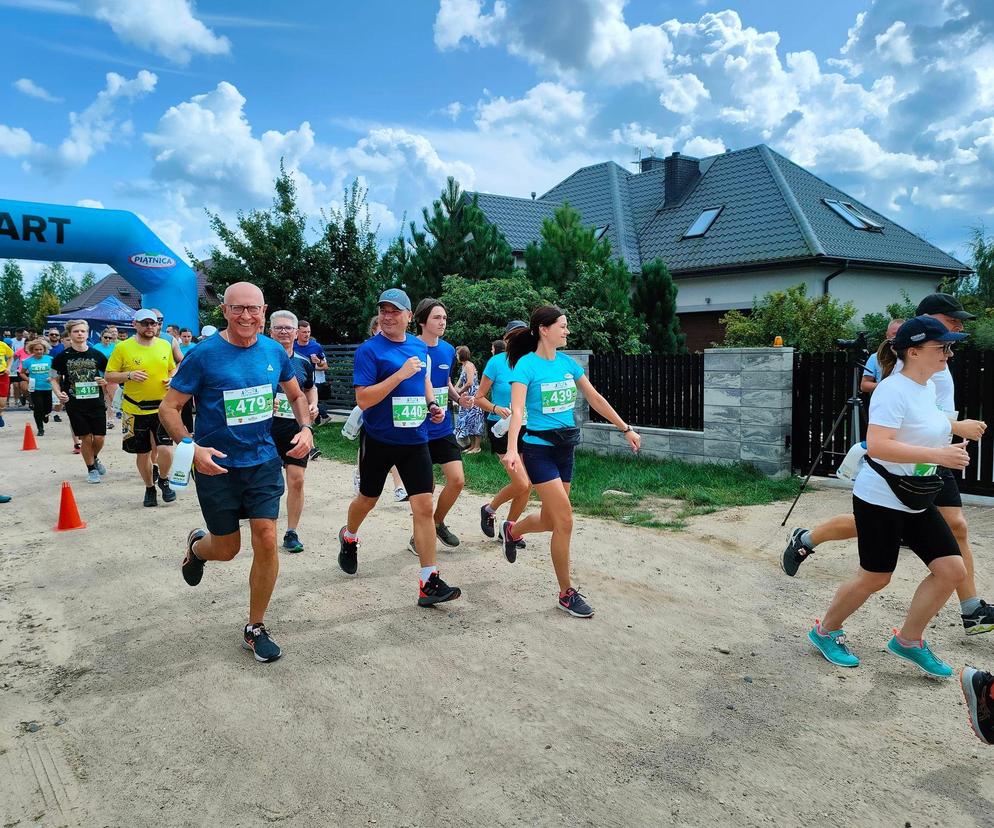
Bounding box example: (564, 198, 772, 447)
(51, 346, 108, 411)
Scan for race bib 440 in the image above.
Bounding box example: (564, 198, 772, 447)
(392, 396, 427, 428)
(540, 380, 577, 414)
(223, 384, 274, 426)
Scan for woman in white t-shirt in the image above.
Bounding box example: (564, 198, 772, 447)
(808, 316, 970, 677)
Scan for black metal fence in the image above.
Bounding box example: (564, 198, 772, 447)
(588, 352, 704, 431)
(324, 344, 358, 409)
(792, 350, 994, 497)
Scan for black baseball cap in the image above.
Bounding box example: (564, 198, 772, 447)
(504, 320, 527, 334)
(916, 293, 975, 320)
(892, 315, 968, 350)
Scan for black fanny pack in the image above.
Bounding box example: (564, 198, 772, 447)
(865, 456, 944, 510)
(525, 426, 582, 447)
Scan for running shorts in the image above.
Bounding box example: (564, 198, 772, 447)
(272, 421, 308, 469)
(358, 429, 433, 499)
(122, 411, 173, 454)
(934, 467, 962, 509)
(488, 428, 524, 456)
(428, 434, 462, 466)
(0, 374, 9, 397)
(521, 442, 575, 485)
(852, 495, 961, 573)
(195, 456, 285, 536)
(66, 403, 107, 437)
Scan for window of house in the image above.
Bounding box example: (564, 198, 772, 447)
(594, 225, 610, 241)
(682, 206, 722, 238)
(824, 199, 884, 232)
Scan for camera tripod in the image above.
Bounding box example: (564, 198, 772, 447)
(781, 350, 870, 527)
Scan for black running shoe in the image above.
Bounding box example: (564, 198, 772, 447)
(499, 520, 519, 563)
(418, 572, 461, 606)
(242, 622, 282, 663)
(338, 526, 358, 574)
(143, 486, 157, 507)
(152, 464, 160, 484)
(781, 527, 814, 576)
(158, 479, 176, 503)
(516, 538, 526, 550)
(53, 414, 61, 422)
(182, 529, 207, 586)
(480, 503, 496, 538)
(308, 447, 322, 460)
(558, 587, 594, 618)
(282, 530, 304, 553)
(961, 666, 994, 744)
(435, 521, 460, 548)
(963, 600, 994, 636)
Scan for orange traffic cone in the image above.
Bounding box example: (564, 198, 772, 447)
(55, 481, 86, 531)
(21, 423, 38, 451)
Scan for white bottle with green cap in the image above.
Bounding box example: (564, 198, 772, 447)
(169, 437, 196, 489)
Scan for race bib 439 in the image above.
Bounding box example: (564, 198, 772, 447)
(392, 396, 427, 428)
(540, 380, 577, 414)
(224, 384, 274, 426)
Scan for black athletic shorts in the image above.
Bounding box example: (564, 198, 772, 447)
(428, 433, 462, 466)
(934, 467, 962, 509)
(852, 495, 961, 573)
(66, 402, 107, 437)
(195, 456, 285, 536)
(358, 429, 433, 499)
(121, 411, 173, 454)
(488, 424, 524, 455)
(272, 421, 308, 469)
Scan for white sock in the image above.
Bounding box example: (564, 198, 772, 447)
(420, 565, 438, 582)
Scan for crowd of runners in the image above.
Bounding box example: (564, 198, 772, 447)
(5, 285, 994, 747)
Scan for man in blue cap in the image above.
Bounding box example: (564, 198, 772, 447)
(338, 288, 462, 607)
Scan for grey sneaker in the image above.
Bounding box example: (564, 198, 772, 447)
(95, 458, 107, 475)
(962, 600, 994, 636)
(407, 535, 418, 556)
(435, 522, 460, 548)
(781, 527, 814, 577)
(558, 588, 594, 618)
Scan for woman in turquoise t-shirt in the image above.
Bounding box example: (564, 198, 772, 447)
(19, 339, 54, 435)
(499, 305, 640, 619)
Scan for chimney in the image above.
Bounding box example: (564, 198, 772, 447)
(639, 154, 665, 173)
(664, 152, 701, 207)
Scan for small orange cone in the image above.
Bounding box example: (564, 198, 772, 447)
(55, 481, 86, 531)
(21, 423, 38, 451)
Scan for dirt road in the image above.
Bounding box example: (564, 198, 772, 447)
(2, 407, 993, 827)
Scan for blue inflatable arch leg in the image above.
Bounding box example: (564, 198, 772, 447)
(0, 198, 200, 333)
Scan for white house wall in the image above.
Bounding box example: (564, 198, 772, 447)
(675, 266, 942, 321)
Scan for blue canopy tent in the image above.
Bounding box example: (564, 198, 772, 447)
(47, 295, 138, 339)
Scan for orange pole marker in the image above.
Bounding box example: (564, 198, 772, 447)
(21, 423, 38, 451)
(55, 481, 87, 531)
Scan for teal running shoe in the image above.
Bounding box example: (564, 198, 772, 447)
(808, 623, 860, 667)
(886, 634, 952, 677)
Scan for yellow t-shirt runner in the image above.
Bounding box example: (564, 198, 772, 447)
(106, 337, 176, 415)
(0, 340, 13, 374)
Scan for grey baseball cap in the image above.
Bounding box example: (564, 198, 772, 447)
(378, 288, 412, 311)
(504, 320, 528, 334)
(133, 309, 157, 323)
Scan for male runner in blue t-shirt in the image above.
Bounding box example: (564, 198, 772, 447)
(160, 282, 314, 664)
(408, 297, 465, 554)
(338, 288, 462, 607)
(268, 309, 317, 554)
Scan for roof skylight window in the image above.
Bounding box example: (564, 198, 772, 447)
(682, 206, 722, 238)
(824, 199, 884, 232)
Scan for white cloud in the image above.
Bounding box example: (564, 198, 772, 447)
(442, 101, 463, 120)
(657, 72, 709, 114)
(874, 21, 914, 66)
(434, 0, 506, 49)
(610, 122, 675, 157)
(475, 82, 590, 140)
(0, 71, 156, 171)
(13, 77, 63, 103)
(75, 198, 105, 208)
(144, 81, 317, 209)
(79, 0, 230, 64)
(682, 135, 725, 156)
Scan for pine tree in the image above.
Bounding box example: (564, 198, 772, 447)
(48, 262, 80, 304)
(34, 289, 61, 330)
(0, 261, 27, 327)
(633, 259, 685, 353)
(524, 202, 612, 295)
(79, 270, 97, 292)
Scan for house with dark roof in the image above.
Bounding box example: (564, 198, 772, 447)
(61, 263, 219, 318)
(474, 144, 971, 351)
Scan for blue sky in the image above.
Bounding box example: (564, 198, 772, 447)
(2, 0, 991, 286)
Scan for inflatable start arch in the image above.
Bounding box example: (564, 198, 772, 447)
(0, 198, 199, 333)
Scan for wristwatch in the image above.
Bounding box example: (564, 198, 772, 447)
(621, 425, 633, 434)
(428, 400, 441, 411)
(302, 423, 315, 432)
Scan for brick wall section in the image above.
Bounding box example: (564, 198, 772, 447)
(579, 347, 794, 476)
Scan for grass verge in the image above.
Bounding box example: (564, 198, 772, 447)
(314, 426, 801, 530)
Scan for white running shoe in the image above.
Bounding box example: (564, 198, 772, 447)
(87, 469, 101, 484)
(394, 486, 408, 502)
(353, 468, 361, 496)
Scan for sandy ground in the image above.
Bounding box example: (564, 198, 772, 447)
(2, 406, 994, 828)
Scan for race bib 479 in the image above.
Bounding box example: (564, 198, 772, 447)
(223, 384, 274, 426)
